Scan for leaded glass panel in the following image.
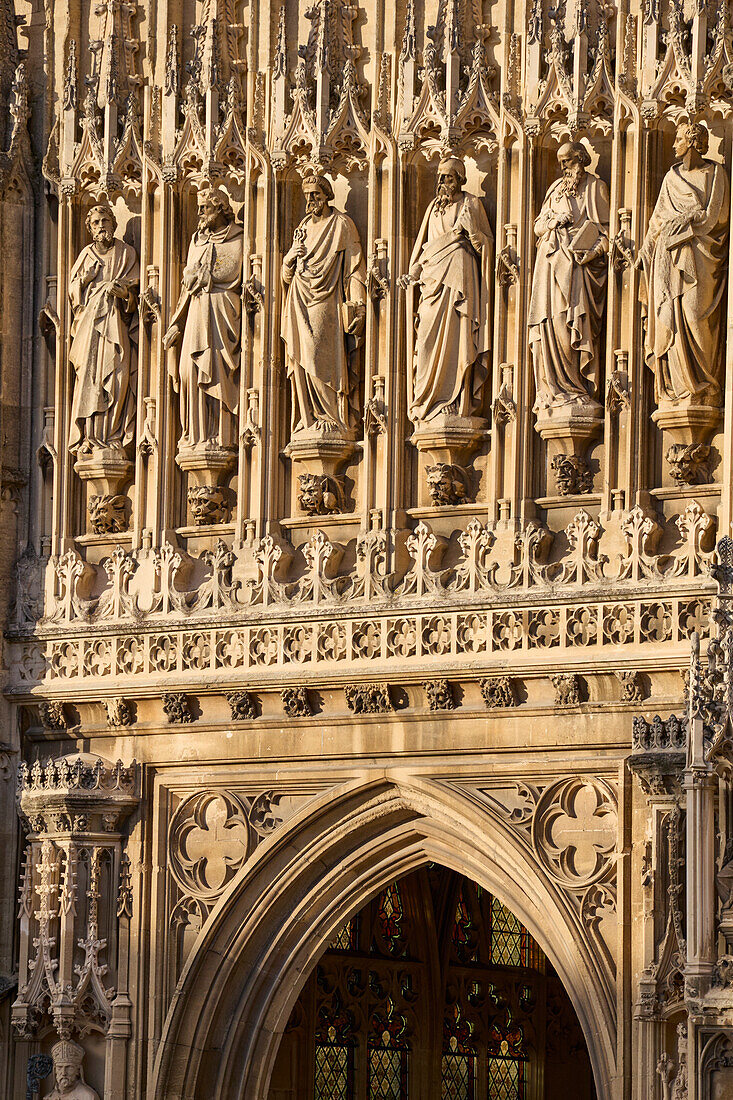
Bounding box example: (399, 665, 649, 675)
(487, 1055, 525, 1099)
(441, 1052, 475, 1099)
(331, 915, 359, 951)
(375, 882, 406, 956)
(315, 1044, 353, 1099)
(368, 1047, 407, 1098)
(489, 898, 522, 967)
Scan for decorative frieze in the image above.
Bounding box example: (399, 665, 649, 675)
(12, 589, 712, 693)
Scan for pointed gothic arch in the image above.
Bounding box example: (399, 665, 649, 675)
(150, 776, 617, 1100)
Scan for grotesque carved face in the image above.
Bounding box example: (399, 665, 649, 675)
(55, 1060, 81, 1093)
(88, 209, 115, 251)
(426, 463, 458, 504)
(303, 179, 329, 217)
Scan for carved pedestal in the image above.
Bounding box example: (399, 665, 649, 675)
(535, 403, 603, 497)
(652, 401, 719, 486)
(285, 428, 356, 516)
(410, 415, 485, 506)
(74, 448, 133, 535)
(177, 443, 237, 526)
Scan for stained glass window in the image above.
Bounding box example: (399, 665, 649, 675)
(375, 882, 406, 956)
(368, 1047, 407, 1098)
(442, 1000, 476, 1098)
(441, 1051, 474, 1100)
(487, 1010, 527, 1100)
(451, 886, 477, 963)
(331, 915, 360, 951)
(368, 994, 409, 1098)
(487, 1054, 526, 1099)
(315, 1043, 353, 1099)
(489, 898, 523, 966)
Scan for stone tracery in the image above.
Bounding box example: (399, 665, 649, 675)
(2, 0, 733, 1093)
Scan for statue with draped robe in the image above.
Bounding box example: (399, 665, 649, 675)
(401, 156, 493, 424)
(637, 121, 729, 408)
(164, 187, 243, 451)
(68, 204, 138, 456)
(528, 142, 609, 411)
(282, 172, 366, 436)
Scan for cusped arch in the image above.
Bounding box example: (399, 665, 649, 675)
(151, 775, 618, 1100)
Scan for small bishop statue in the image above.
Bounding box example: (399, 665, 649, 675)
(48, 1039, 100, 1100)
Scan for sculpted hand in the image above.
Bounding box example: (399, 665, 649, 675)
(346, 302, 366, 338)
(106, 281, 128, 301)
(667, 213, 691, 235)
(398, 266, 422, 290)
(163, 323, 182, 350)
(82, 260, 101, 287)
(576, 249, 596, 267)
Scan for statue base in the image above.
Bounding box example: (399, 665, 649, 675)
(176, 443, 237, 526)
(74, 447, 133, 535)
(410, 416, 486, 506)
(534, 402, 602, 497)
(652, 401, 720, 486)
(285, 429, 356, 516)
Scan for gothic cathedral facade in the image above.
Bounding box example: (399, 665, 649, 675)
(0, 0, 732, 1096)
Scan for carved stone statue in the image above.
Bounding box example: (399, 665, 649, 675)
(528, 142, 609, 411)
(281, 171, 366, 438)
(656, 1022, 688, 1100)
(68, 203, 139, 457)
(164, 187, 243, 454)
(48, 1039, 99, 1100)
(638, 122, 729, 410)
(402, 156, 492, 425)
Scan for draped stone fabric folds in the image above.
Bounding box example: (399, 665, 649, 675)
(408, 194, 493, 423)
(282, 209, 366, 434)
(528, 173, 610, 409)
(638, 160, 730, 405)
(167, 220, 244, 449)
(68, 240, 139, 453)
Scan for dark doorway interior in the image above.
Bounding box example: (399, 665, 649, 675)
(269, 865, 597, 1100)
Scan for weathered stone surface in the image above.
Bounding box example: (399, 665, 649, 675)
(3, 0, 733, 1094)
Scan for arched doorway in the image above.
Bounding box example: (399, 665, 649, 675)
(269, 866, 596, 1099)
(151, 778, 615, 1099)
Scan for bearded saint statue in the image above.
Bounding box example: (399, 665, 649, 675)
(281, 171, 366, 436)
(401, 156, 493, 424)
(164, 187, 243, 451)
(68, 203, 139, 456)
(528, 141, 610, 411)
(48, 1038, 99, 1100)
(637, 121, 729, 408)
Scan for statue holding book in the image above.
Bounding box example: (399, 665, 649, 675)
(637, 121, 729, 409)
(528, 142, 610, 410)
